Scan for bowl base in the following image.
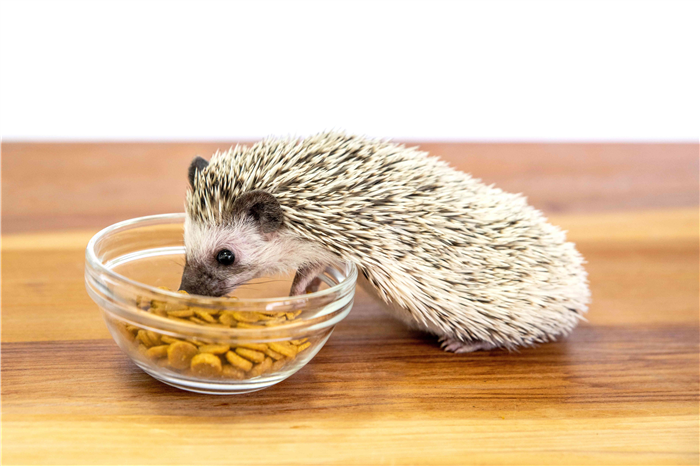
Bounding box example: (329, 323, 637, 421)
(155, 378, 268, 395)
(136, 362, 287, 395)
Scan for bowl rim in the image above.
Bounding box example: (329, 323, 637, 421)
(86, 212, 357, 305)
(85, 213, 357, 340)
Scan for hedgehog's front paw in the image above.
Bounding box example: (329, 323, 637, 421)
(438, 336, 498, 353)
(290, 264, 325, 296)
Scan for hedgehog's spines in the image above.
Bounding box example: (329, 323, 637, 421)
(185, 131, 590, 348)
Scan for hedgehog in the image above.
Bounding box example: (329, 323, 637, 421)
(179, 131, 590, 352)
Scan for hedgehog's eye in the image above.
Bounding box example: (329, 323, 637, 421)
(216, 249, 235, 266)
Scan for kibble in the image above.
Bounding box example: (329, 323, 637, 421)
(231, 311, 260, 323)
(248, 357, 273, 377)
(117, 288, 314, 381)
(146, 345, 169, 359)
(167, 341, 199, 370)
(235, 347, 266, 363)
(237, 342, 268, 352)
(193, 310, 217, 323)
(191, 353, 223, 377)
(218, 312, 237, 327)
(264, 348, 284, 360)
(137, 330, 155, 347)
(268, 341, 297, 359)
(271, 358, 289, 372)
(296, 342, 311, 352)
(225, 350, 254, 371)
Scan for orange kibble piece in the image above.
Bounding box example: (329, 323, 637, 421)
(248, 357, 273, 377)
(225, 351, 253, 371)
(190, 353, 223, 378)
(296, 342, 311, 352)
(136, 330, 156, 348)
(237, 342, 268, 352)
(167, 341, 199, 370)
(271, 358, 289, 372)
(146, 345, 169, 360)
(235, 347, 266, 363)
(193, 310, 217, 323)
(268, 341, 297, 358)
(146, 331, 162, 345)
(264, 348, 284, 360)
(218, 312, 237, 326)
(232, 311, 260, 323)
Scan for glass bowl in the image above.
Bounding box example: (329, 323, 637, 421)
(85, 213, 356, 394)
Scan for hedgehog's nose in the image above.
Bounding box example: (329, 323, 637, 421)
(178, 279, 225, 297)
(177, 276, 200, 295)
(178, 266, 224, 297)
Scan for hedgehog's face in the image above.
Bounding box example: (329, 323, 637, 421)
(179, 221, 275, 297)
(179, 156, 292, 296)
(179, 189, 289, 297)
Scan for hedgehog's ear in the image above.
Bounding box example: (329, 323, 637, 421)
(233, 190, 283, 234)
(188, 156, 209, 188)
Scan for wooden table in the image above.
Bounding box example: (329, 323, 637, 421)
(2, 142, 698, 465)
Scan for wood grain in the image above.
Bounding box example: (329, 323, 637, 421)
(2, 326, 698, 465)
(1, 142, 698, 465)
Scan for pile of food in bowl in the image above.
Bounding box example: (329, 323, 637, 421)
(119, 288, 312, 379)
(85, 214, 356, 394)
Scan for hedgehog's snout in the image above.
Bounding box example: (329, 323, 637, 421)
(178, 262, 229, 297)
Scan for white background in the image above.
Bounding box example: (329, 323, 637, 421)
(1, 0, 698, 142)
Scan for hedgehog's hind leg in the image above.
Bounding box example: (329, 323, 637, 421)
(438, 335, 499, 353)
